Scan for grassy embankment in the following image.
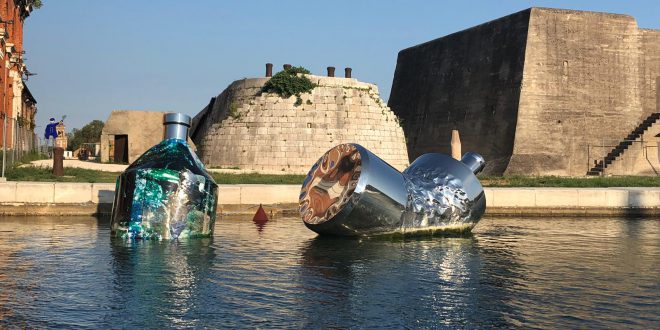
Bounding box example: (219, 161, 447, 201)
(4, 166, 307, 184)
(3, 164, 660, 186)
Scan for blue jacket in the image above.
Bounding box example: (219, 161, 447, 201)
(45, 123, 58, 139)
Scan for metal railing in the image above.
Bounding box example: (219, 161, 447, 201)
(1, 115, 47, 178)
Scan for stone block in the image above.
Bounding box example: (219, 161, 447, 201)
(54, 183, 93, 203)
(535, 189, 579, 207)
(240, 184, 300, 204)
(16, 182, 55, 203)
(0, 182, 17, 202)
(627, 188, 660, 208)
(490, 188, 536, 207)
(217, 185, 241, 205)
(577, 189, 608, 207)
(93, 183, 117, 204)
(605, 189, 630, 207)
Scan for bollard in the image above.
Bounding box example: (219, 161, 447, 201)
(265, 63, 273, 77)
(451, 130, 461, 160)
(283, 64, 292, 70)
(53, 147, 64, 176)
(345, 67, 352, 78)
(327, 66, 335, 77)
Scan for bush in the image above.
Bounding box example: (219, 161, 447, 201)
(262, 66, 316, 98)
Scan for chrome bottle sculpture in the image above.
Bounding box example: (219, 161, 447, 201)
(299, 143, 486, 236)
(110, 113, 218, 240)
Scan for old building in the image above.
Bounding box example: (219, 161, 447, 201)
(100, 110, 194, 164)
(389, 8, 659, 176)
(191, 70, 409, 174)
(0, 0, 37, 152)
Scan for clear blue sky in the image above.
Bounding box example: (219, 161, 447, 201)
(24, 0, 660, 131)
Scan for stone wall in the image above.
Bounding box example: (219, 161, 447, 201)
(510, 8, 649, 175)
(389, 7, 660, 176)
(191, 75, 409, 173)
(388, 9, 531, 175)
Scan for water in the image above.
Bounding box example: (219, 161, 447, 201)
(0, 216, 658, 328)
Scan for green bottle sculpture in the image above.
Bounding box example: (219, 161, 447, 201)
(110, 113, 218, 240)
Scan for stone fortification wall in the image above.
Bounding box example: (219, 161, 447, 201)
(641, 29, 660, 116)
(389, 7, 659, 176)
(191, 75, 409, 173)
(388, 9, 531, 175)
(510, 8, 651, 175)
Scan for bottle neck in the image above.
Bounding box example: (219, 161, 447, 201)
(164, 124, 189, 141)
(460, 151, 485, 175)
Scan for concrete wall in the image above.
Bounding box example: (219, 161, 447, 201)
(191, 75, 409, 173)
(100, 110, 166, 163)
(389, 7, 660, 176)
(1, 182, 659, 216)
(604, 122, 660, 176)
(510, 8, 648, 175)
(388, 9, 531, 174)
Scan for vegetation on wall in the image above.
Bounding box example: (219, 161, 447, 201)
(66, 120, 104, 151)
(262, 66, 316, 101)
(28, 0, 43, 9)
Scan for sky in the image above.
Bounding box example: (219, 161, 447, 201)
(23, 0, 660, 131)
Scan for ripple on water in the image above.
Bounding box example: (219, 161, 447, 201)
(0, 215, 658, 328)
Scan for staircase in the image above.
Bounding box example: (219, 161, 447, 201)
(587, 112, 660, 176)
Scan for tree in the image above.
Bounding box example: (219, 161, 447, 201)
(29, 0, 43, 9)
(67, 120, 104, 151)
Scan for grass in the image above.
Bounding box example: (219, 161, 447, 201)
(479, 175, 660, 187)
(211, 173, 305, 185)
(6, 166, 121, 183)
(5, 166, 306, 185)
(4, 165, 659, 187)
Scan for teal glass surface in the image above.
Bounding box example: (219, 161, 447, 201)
(110, 139, 218, 240)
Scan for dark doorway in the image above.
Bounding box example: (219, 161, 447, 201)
(114, 135, 128, 163)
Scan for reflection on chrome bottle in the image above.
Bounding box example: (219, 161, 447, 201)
(299, 144, 485, 236)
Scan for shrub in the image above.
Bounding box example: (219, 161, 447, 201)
(262, 66, 316, 99)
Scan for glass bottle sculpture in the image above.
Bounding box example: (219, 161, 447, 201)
(110, 113, 218, 240)
(299, 143, 486, 236)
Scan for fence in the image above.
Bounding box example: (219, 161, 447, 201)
(0, 115, 47, 177)
(587, 138, 660, 176)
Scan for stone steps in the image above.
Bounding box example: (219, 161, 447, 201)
(587, 113, 660, 176)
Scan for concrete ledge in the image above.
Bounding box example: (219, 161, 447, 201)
(15, 182, 55, 203)
(0, 182, 659, 216)
(54, 183, 93, 203)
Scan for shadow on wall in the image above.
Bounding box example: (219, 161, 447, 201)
(96, 189, 114, 216)
(624, 190, 660, 218)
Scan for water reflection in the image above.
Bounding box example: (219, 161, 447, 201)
(0, 216, 657, 328)
(298, 234, 526, 328)
(107, 237, 216, 328)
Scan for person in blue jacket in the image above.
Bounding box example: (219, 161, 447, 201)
(45, 118, 58, 151)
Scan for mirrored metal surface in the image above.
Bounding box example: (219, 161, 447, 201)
(300, 143, 486, 236)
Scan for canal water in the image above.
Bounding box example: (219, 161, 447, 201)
(0, 215, 658, 328)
